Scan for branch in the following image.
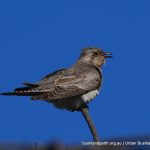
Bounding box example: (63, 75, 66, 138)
(80, 107, 100, 142)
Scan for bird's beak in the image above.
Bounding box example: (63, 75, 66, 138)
(104, 52, 113, 58)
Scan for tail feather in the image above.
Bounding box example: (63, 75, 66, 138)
(1, 82, 44, 96)
(1, 89, 45, 96)
(14, 87, 32, 92)
(23, 82, 39, 88)
(1, 92, 17, 96)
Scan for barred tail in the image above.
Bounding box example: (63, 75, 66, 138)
(1, 82, 44, 96)
(1, 92, 17, 96)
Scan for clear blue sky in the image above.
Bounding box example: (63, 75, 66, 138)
(0, 0, 150, 144)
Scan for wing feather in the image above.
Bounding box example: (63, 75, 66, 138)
(32, 66, 101, 100)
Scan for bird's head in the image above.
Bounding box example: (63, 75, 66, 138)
(78, 47, 112, 68)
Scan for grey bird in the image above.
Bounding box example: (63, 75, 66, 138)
(1, 47, 112, 111)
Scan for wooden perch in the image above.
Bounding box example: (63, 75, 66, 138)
(80, 107, 100, 142)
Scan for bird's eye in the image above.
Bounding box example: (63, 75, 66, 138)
(93, 51, 100, 56)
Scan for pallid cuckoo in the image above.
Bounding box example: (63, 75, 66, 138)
(1, 47, 112, 112)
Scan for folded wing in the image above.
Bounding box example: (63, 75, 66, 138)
(31, 66, 101, 100)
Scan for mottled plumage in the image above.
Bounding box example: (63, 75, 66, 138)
(1, 47, 112, 111)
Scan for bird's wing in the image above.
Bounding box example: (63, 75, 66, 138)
(41, 69, 67, 80)
(32, 66, 101, 100)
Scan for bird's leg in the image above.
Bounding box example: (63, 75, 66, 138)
(70, 104, 89, 112)
(80, 106, 100, 142)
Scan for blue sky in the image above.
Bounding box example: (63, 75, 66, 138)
(0, 0, 150, 143)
